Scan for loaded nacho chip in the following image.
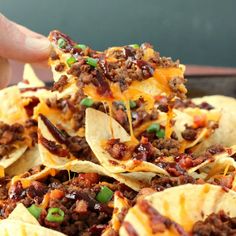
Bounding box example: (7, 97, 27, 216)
(120, 184, 236, 235)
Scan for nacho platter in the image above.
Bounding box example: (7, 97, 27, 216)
(0, 31, 236, 235)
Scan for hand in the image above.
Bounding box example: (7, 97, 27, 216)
(0, 14, 51, 87)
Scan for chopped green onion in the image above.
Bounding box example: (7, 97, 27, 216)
(147, 123, 160, 133)
(80, 97, 94, 107)
(74, 44, 87, 50)
(57, 38, 66, 48)
(66, 57, 77, 67)
(156, 129, 165, 138)
(129, 100, 136, 109)
(96, 186, 113, 203)
(129, 44, 139, 49)
(86, 57, 98, 67)
(46, 208, 65, 223)
(27, 204, 42, 219)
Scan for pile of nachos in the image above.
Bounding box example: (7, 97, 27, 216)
(0, 31, 236, 236)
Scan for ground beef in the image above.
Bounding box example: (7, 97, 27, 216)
(0, 122, 25, 158)
(0, 122, 24, 145)
(52, 75, 68, 92)
(132, 108, 157, 129)
(105, 139, 127, 160)
(198, 102, 214, 110)
(152, 138, 180, 157)
(206, 144, 225, 155)
(132, 137, 155, 161)
(49, 31, 187, 99)
(24, 96, 40, 117)
(45, 94, 86, 131)
(173, 98, 214, 111)
(67, 60, 87, 77)
(155, 57, 179, 68)
(151, 175, 196, 191)
(55, 62, 66, 72)
(168, 76, 186, 99)
(174, 152, 214, 170)
(0, 177, 11, 200)
(192, 210, 236, 236)
(0, 172, 136, 236)
(181, 126, 197, 141)
(67, 136, 94, 161)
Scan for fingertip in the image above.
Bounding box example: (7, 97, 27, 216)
(24, 37, 51, 61)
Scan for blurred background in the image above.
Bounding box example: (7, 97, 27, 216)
(1, 0, 236, 95)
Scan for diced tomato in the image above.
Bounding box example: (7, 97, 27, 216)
(74, 200, 88, 213)
(193, 114, 207, 128)
(78, 173, 100, 186)
(154, 95, 165, 101)
(50, 189, 64, 200)
(140, 136, 149, 144)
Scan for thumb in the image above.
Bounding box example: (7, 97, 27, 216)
(0, 14, 51, 62)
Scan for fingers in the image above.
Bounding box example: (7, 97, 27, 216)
(14, 22, 45, 39)
(0, 57, 11, 88)
(0, 14, 51, 63)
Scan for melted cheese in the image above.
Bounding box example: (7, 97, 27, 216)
(223, 163, 231, 176)
(11, 176, 32, 188)
(179, 194, 193, 231)
(165, 107, 174, 139)
(40, 193, 50, 209)
(0, 166, 4, 178)
(84, 67, 185, 143)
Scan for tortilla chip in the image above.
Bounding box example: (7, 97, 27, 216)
(103, 192, 131, 235)
(120, 184, 236, 235)
(0, 145, 27, 169)
(172, 108, 218, 150)
(0, 86, 29, 168)
(38, 115, 75, 166)
(0, 86, 28, 124)
(18, 64, 45, 89)
(6, 145, 41, 176)
(0, 202, 65, 236)
(193, 95, 236, 110)
(0, 219, 66, 236)
(8, 203, 39, 225)
(68, 160, 155, 191)
(188, 145, 236, 174)
(23, 167, 57, 182)
(85, 108, 168, 175)
(48, 31, 186, 100)
(192, 96, 236, 153)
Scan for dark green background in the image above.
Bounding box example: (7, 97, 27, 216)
(1, 0, 236, 67)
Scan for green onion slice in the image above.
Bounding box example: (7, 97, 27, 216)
(156, 129, 165, 138)
(86, 57, 98, 67)
(74, 44, 87, 50)
(129, 44, 139, 49)
(129, 100, 136, 109)
(57, 38, 66, 48)
(96, 186, 113, 203)
(80, 97, 94, 107)
(147, 123, 160, 133)
(46, 207, 65, 223)
(66, 57, 77, 67)
(27, 204, 42, 219)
